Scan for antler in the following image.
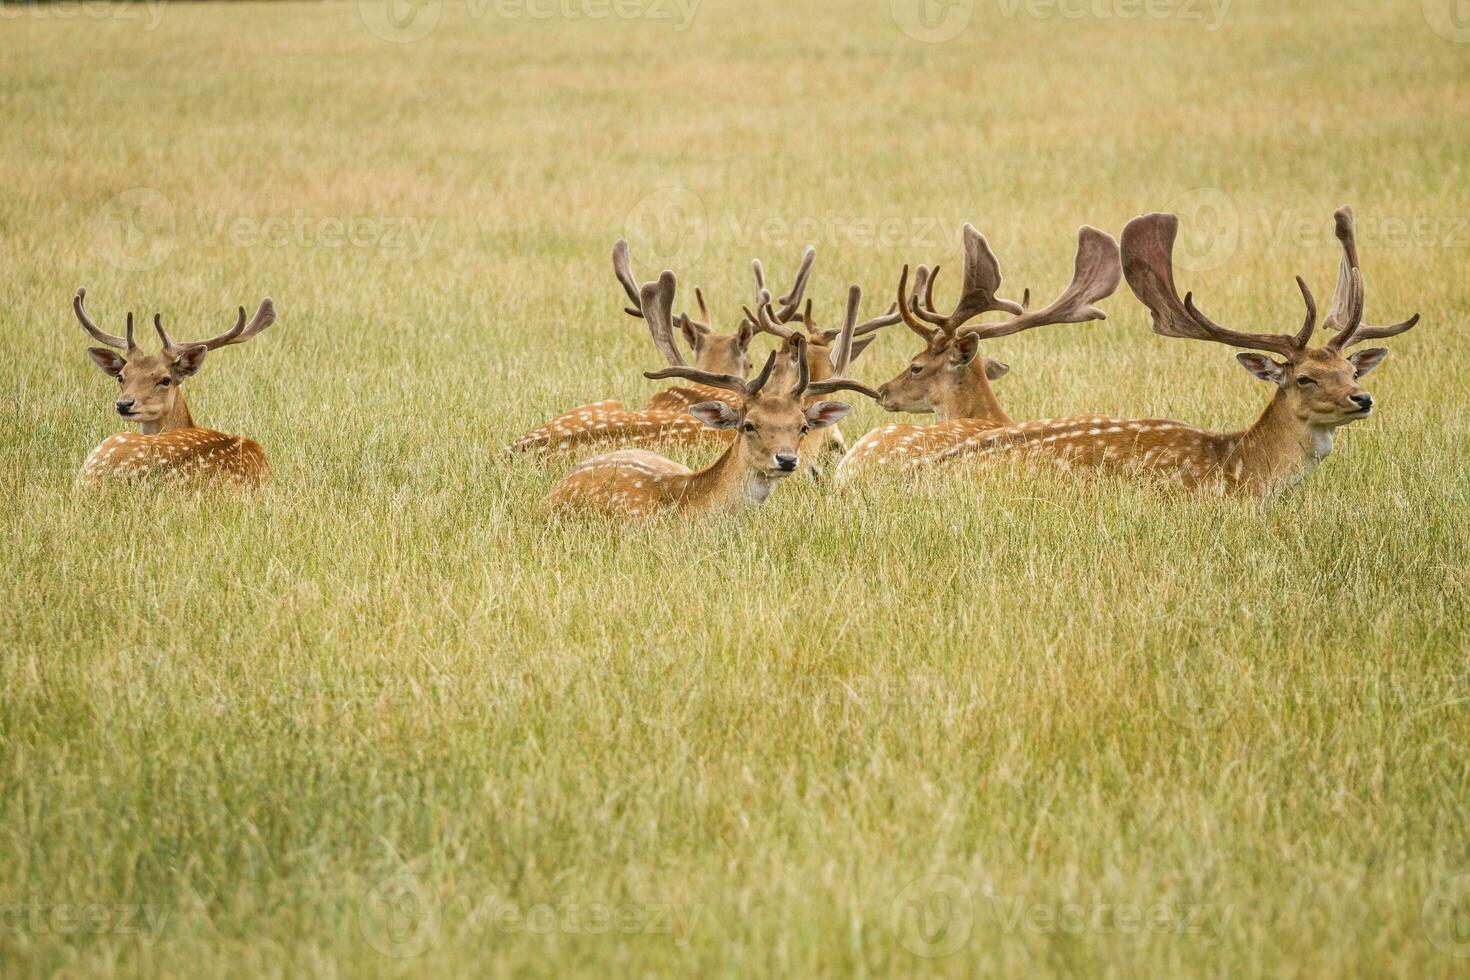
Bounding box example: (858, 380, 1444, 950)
(152, 299, 277, 354)
(959, 226, 1122, 341)
(1324, 206, 1420, 350)
(72, 288, 133, 350)
(747, 287, 797, 341)
(1122, 212, 1312, 358)
(644, 347, 779, 398)
(751, 245, 816, 323)
(912, 223, 1027, 335)
(806, 286, 881, 400)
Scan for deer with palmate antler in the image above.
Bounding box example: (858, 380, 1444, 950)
(72, 288, 277, 486)
(936, 208, 1420, 494)
(833, 223, 1122, 481)
(546, 302, 880, 516)
(508, 244, 813, 453)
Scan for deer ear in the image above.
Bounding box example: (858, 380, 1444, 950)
(950, 332, 981, 367)
(984, 358, 1010, 381)
(687, 400, 740, 430)
(804, 401, 852, 429)
(172, 344, 209, 378)
(1236, 352, 1286, 385)
(1348, 347, 1389, 378)
(680, 318, 701, 350)
(736, 318, 754, 350)
(86, 348, 126, 378)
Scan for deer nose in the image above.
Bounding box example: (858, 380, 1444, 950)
(774, 453, 799, 472)
(115, 399, 135, 415)
(1351, 393, 1374, 412)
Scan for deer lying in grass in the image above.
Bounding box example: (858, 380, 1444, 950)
(936, 208, 1419, 495)
(508, 244, 812, 453)
(547, 312, 879, 516)
(73, 288, 276, 486)
(834, 224, 1122, 480)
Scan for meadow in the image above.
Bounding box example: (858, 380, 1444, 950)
(1, 0, 1468, 975)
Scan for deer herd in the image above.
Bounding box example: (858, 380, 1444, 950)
(69, 206, 1420, 514)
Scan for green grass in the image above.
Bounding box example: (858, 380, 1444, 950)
(2, 0, 1469, 975)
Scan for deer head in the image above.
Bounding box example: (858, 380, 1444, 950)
(873, 224, 1121, 418)
(1122, 207, 1419, 429)
(615, 240, 760, 376)
(74, 288, 276, 432)
(646, 331, 878, 478)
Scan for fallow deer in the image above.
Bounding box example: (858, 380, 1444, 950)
(546, 316, 879, 516)
(507, 243, 814, 453)
(73, 288, 277, 486)
(833, 224, 1122, 480)
(936, 208, 1420, 495)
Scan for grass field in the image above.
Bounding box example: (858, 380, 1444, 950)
(2, 0, 1468, 975)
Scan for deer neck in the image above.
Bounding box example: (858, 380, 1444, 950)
(1227, 391, 1334, 491)
(936, 361, 1011, 424)
(141, 391, 196, 435)
(679, 443, 775, 511)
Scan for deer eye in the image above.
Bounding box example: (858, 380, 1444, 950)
(1295, 376, 1316, 386)
(158, 377, 172, 388)
(799, 424, 810, 435)
(742, 422, 756, 434)
(909, 364, 923, 374)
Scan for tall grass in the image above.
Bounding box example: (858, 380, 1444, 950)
(1, 0, 1467, 975)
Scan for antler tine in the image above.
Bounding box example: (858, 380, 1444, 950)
(639, 272, 685, 367)
(745, 301, 795, 341)
(832, 284, 860, 375)
(806, 377, 881, 400)
(153, 313, 176, 352)
(962, 226, 1122, 342)
(1292, 276, 1318, 349)
(744, 347, 779, 397)
(692, 287, 712, 330)
(166, 299, 278, 352)
(1324, 206, 1421, 350)
(773, 245, 816, 322)
(790, 334, 809, 397)
(1122, 213, 1300, 358)
(72, 288, 130, 350)
(922, 223, 1027, 334)
(613, 239, 643, 318)
(896, 265, 937, 341)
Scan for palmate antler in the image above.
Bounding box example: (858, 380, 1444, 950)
(1323, 206, 1420, 350)
(910, 223, 1027, 338)
(1124, 212, 1325, 358)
